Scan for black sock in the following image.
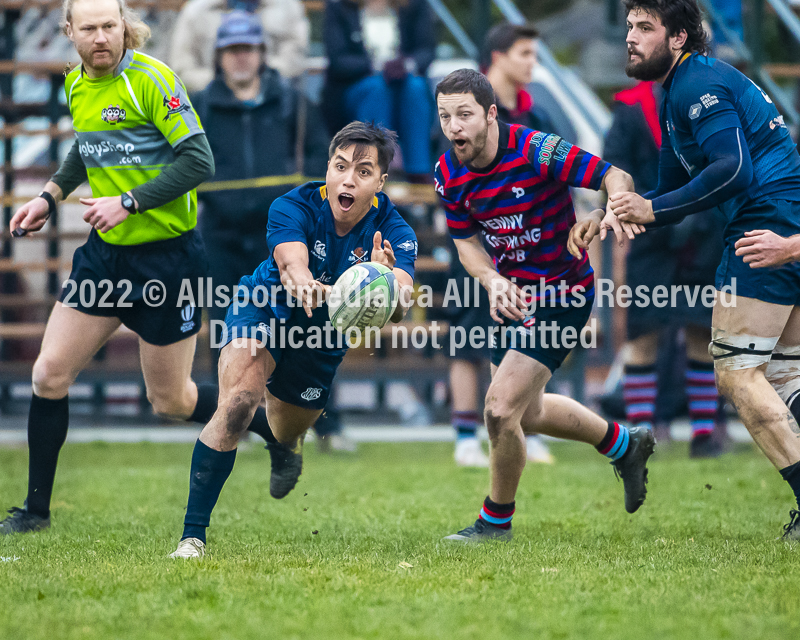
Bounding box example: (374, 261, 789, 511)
(188, 383, 276, 445)
(181, 440, 237, 543)
(26, 393, 69, 518)
(313, 406, 342, 438)
(247, 407, 278, 445)
(780, 460, 800, 509)
(188, 384, 219, 423)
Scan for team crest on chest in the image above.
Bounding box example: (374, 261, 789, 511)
(163, 95, 191, 121)
(348, 247, 368, 264)
(101, 104, 126, 125)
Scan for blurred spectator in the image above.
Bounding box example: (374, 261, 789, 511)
(482, 22, 577, 141)
(323, 0, 436, 181)
(483, 23, 554, 134)
(170, 0, 309, 93)
(603, 80, 726, 458)
(193, 12, 350, 451)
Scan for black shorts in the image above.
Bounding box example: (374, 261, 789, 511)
(59, 229, 209, 346)
(490, 288, 595, 373)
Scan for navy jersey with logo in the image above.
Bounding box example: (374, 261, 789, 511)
(662, 53, 800, 219)
(251, 181, 417, 327)
(435, 122, 611, 298)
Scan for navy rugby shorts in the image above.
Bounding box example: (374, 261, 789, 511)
(717, 199, 800, 306)
(59, 229, 207, 346)
(222, 275, 344, 411)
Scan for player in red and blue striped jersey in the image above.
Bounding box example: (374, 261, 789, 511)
(434, 69, 656, 543)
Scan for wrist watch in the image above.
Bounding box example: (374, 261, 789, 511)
(37, 191, 56, 218)
(121, 192, 138, 215)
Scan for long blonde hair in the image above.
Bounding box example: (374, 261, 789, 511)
(62, 0, 151, 50)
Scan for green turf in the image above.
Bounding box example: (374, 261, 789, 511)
(1, 439, 799, 640)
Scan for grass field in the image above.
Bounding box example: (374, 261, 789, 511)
(1, 438, 799, 640)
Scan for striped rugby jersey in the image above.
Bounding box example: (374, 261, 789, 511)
(65, 49, 204, 245)
(435, 122, 611, 297)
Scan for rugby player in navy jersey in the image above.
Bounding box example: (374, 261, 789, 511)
(170, 122, 417, 558)
(604, 0, 800, 540)
(433, 69, 655, 542)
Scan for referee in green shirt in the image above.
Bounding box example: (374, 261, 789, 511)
(1, 0, 275, 536)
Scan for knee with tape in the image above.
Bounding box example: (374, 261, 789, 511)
(766, 343, 800, 415)
(709, 329, 778, 371)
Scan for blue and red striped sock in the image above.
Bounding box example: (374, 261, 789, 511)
(479, 496, 515, 529)
(623, 364, 657, 430)
(686, 360, 717, 438)
(453, 410, 482, 439)
(596, 421, 630, 461)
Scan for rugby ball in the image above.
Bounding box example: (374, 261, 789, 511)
(328, 262, 399, 337)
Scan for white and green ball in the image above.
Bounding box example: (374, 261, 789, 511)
(328, 263, 399, 338)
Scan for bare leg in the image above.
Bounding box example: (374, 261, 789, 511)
(483, 351, 544, 504)
(139, 334, 198, 419)
(712, 296, 800, 469)
(522, 393, 607, 444)
(200, 338, 274, 451)
(32, 302, 122, 398)
(450, 359, 479, 412)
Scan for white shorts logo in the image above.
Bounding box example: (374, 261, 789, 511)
(257, 322, 271, 337)
(180, 304, 195, 333)
(312, 240, 326, 259)
(300, 387, 322, 401)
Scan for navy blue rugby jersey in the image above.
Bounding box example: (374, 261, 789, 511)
(251, 181, 417, 326)
(662, 52, 800, 218)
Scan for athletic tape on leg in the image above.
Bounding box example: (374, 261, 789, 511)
(766, 343, 800, 406)
(709, 329, 779, 371)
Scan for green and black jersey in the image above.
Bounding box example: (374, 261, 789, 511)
(64, 49, 204, 245)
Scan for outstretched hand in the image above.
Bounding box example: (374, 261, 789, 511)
(371, 231, 396, 269)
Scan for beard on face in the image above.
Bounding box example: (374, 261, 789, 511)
(626, 36, 674, 81)
(77, 40, 123, 72)
(453, 122, 489, 163)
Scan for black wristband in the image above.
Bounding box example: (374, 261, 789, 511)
(37, 191, 56, 218)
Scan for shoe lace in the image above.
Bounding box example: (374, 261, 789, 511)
(783, 509, 800, 536)
(5, 507, 25, 517)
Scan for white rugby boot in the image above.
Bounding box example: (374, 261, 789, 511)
(170, 537, 206, 559)
(526, 435, 555, 464)
(454, 437, 490, 467)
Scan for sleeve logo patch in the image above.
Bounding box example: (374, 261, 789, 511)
(101, 104, 126, 125)
(163, 95, 191, 121)
(700, 93, 719, 108)
(688, 103, 702, 119)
